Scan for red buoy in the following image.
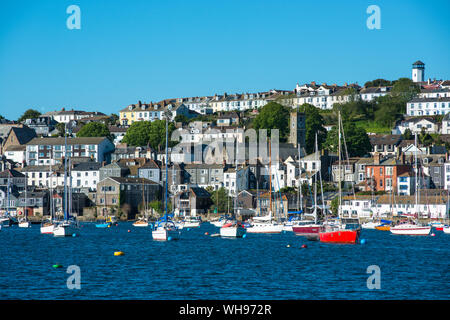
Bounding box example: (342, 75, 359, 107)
(301, 244, 307, 248)
(205, 232, 209, 235)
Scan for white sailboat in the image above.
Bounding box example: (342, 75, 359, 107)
(41, 163, 56, 234)
(53, 125, 78, 237)
(151, 110, 181, 241)
(390, 134, 431, 236)
(18, 179, 31, 228)
(0, 175, 12, 227)
(133, 179, 150, 227)
(247, 141, 283, 234)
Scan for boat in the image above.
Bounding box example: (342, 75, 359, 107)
(361, 221, 378, 229)
(443, 226, 450, 234)
(40, 220, 55, 234)
(390, 134, 431, 236)
(53, 220, 77, 237)
(319, 111, 360, 244)
(18, 218, 31, 228)
(210, 215, 232, 228)
(132, 217, 149, 227)
(390, 222, 431, 235)
(151, 112, 181, 241)
(152, 218, 181, 240)
(53, 126, 79, 237)
(319, 224, 360, 243)
(292, 134, 326, 239)
(183, 216, 201, 228)
(248, 140, 284, 234)
(375, 224, 391, 231)
(96, 216, 117, 228)
(220, 220, 246, 238)
(41, 164, 56, 234)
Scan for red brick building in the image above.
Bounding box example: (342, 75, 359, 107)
(365, 153, 412, 192)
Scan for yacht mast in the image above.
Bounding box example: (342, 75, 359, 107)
(314, 133, 318, 224)
(338, 111, 342, 218)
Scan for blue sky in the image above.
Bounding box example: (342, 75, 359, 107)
(0, 0, 449, 120)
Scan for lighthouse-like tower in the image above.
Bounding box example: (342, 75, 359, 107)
(412, 60, 425, 83)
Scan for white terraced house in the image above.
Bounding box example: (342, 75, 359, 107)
(407, 97, 450, 116)
(25, 137, 114, 166)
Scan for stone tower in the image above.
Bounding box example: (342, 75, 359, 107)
(289, 111, 306, 148)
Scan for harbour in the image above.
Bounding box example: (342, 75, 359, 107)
(0, 222, 448, 300)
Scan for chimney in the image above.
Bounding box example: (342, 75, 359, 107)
(102, 161, 106, 167)
(311, 81, 316, 86)
(374, 152, 381, 165)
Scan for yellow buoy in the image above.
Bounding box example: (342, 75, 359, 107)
(114, 251, 124, 256)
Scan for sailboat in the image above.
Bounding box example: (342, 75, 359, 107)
(151, 111, 181, 241)
(220, 147, 247, 238)
(18, 182, 31, 228)
(293, 134, 324, 239)
(133, 179, 150, 227)
(53, 126, 78, 237)
(246, 140, 283, 234)
(319, 111, 360, 244)
(390, 134, 431, 236)
(0, 175, 12, 228)
(41, 164, 56, 234)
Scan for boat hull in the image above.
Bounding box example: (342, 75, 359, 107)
(361, 222, 378, 229)
(152, 229, 180, 241)
(18, 221, 31, 228)
(292, 225, 323, 236)
(390, 225, 431, 236)
(40, 224, 54, 234)
(183, 222, 200, 228)
(53, 224, 76, 237)
(319, 229, 359, 244)
(220, 226, 246, 238)
(246, 224, 283, 234)
(375, 225, 390, 231)
(95, 223, 111, 228)
(132, 222, 149, 227)
(443, 226, 450, 234)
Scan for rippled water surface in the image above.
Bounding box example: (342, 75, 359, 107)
(0, 222, 449, 299)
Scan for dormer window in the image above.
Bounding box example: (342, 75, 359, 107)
(128, 105, 133, 111)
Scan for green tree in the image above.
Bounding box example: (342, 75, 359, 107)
(364, 79, 392, 87)
(77, 122, 112, 140)
(391, 77, 420, 99)
(55, 122, 66, 137)
(107, 113, 119, 125)
(174, 114, 189, 125)
(324, 121, 372, 157)
(208, 187, 232, 214)
(300, 104, 328, 154)
(122, 120, 175, 150)
(402, 128, 413, 140)
(18, 109, 41, 122)
(253, 102, 290, 141)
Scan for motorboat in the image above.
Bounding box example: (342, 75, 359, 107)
(53, 220, 77, 237)
(183, 216, 201, 228)
(220, 220, 246, 238)
(152, 219, 181, 241)
(132, 217, 149, 227)
(390, 221, 431, 236)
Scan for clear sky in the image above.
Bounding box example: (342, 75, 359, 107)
(1, 0, 449, 120)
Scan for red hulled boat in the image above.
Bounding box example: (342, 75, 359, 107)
(319, 226, 360, 244)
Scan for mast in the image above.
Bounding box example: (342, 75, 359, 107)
(269, 139, 272, 219)
(298, 142, 302, 213)
(314, 133, 318, 224)
(338, 111, 342, 218)
(415, 133, 419, 220)
(63, 123, 68, 221)
(164, 112, 169, 217)
(49, 162, 53, 222)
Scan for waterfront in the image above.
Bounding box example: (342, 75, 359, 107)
(0, 223, 449, 300)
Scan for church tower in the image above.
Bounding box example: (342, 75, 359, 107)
(412, 60, 425, 83)
(289, 111, 306, 148)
